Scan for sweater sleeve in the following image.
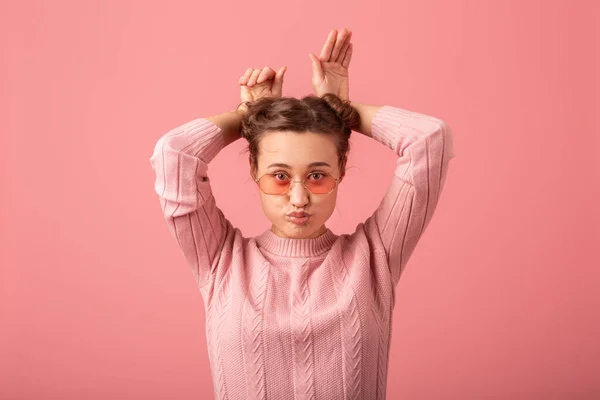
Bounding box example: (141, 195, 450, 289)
(366, 105, 455, 286)
(149, 117, 230, 289)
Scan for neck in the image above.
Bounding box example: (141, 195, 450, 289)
(257, 226, 338, 257)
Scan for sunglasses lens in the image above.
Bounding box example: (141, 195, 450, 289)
(305, 174, 336, 194)
(258, 175, 289, 195)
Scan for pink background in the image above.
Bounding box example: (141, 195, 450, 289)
(1, 0, 599, 399)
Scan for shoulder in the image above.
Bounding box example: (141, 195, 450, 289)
(215, 221, 249, 258)
(336, 216, 386, 258)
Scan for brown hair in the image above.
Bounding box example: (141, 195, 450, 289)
(239, 93, 360, 181)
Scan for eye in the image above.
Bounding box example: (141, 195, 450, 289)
(308, 172, 325, 180)
(273, 172, 289, 181)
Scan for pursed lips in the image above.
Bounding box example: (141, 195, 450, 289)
(287, 211, 310, 217)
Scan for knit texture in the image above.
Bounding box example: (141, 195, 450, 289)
(150, 105, 455, 399)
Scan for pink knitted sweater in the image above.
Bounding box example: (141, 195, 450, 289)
(150, 105, 455, 399)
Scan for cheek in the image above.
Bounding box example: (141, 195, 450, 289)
(319, 193, 338, 214)
(259, 193, 284, 217)
(308, 192, 338, 220)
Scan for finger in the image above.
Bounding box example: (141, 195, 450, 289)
(330, 28, 350, 62)
(239, 68, 253, 85)
(341, 42, 353, 69)
(319, 29, 337, 62)
(309, 53, 324, 82)
(335, 30, 352, 63)
(257, 67, 275, 84)
(247, 69, 261, 86)
(272, 66, 287, 95)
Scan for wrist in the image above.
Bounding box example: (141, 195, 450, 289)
(349, 101, 382, 137)
(236, 102, 249, 118)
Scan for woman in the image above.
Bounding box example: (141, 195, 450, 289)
(150, 28, 455, 400)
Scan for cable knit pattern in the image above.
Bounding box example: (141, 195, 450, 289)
(328, 245, 362, 400)
(150, 105, 455, 399)
(291, 261, 316, 400)
(242, 259, 270, 400)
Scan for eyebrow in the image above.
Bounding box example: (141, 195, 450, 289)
(267, 162, 332, 169)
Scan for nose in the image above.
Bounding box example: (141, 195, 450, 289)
(288, 180, 309, 207)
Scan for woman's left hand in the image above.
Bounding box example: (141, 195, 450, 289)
(309, 28, 352, 101)
(238, 66, 287, 112)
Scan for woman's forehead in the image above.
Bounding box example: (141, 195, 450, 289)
(257, 131, 338, 168)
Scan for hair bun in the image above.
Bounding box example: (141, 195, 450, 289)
(321, 93, 361, 133)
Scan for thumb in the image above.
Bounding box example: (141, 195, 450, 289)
(308, 53, 324, 82)
(272, 65, 286, 94)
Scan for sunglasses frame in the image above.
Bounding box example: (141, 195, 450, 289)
(254, 171, 340, 195)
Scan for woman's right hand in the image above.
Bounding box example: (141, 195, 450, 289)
(237, 66, 286, 116)
(309, 28, 353, 101)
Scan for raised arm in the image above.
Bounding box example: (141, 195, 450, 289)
(351, 101, 456, 286)
(149, 110, 242, 289)
(307, 28, 454, 285)
(150, 65, 287, 288)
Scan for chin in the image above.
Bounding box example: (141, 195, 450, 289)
(284, 225, 312, 238)
(282, 220, 326, 239)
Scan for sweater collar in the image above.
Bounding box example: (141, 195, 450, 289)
(256, 227, 338, 258)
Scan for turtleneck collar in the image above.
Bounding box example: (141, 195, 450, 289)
(255, 228, 338, 258)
